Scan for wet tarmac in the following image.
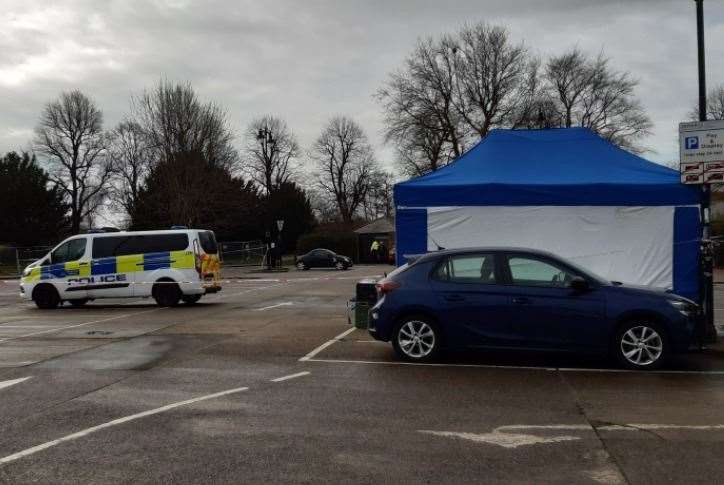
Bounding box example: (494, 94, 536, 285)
(0, 268, 723, 484)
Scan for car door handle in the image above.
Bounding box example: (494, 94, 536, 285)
(444, 294, 465, 302)
(78, 262, 89, 266)
(512, 297, 531, 305)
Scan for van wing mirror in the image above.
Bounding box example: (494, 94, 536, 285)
(569, 276, 589, 292)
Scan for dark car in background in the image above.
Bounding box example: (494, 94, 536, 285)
(368, 247, 700, 370)
(296, 249, 353, 270)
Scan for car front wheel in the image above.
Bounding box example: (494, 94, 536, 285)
(32, 285, 60, 310)
(613, 322, 668, 370)
(296, 261, 308, 270)
(392, 317, 440, 362)
(153, 282, 181, 307)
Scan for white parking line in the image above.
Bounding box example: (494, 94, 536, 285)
(0, 386, 249, 466)
(302, 357, 724, 375)
(0, 377, 31, 391)
(270, 371, 310, 382)
(255, 302, 293, 311)
(299, 327, 357, 362)
(0, 308, 163, 344)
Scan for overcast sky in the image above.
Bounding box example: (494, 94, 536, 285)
(2, 0, 724, 171)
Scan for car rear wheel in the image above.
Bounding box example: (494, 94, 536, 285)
(392, 317, 440, 362)
(153, 281, 181, 307)
(32, 285, 60, 310)
(181, 294, 202, 305)
(613, 322, 668, 370)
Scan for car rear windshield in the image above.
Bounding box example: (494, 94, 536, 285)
(198, 231, 218, 254)
(92, 234, 189, 258)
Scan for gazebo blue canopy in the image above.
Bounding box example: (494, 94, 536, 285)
(394, 128, 702, 300)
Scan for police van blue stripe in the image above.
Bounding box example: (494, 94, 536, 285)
(92, 257, 117, 276)
(143, 252, 171, 271)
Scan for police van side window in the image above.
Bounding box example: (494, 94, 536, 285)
(93, 234, 189, 257)
(131, 234, 189, 253)
(93, 236, 131, 258)
(52, 239, 87, 264)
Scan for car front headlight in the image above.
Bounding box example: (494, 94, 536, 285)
(668, 299, 698, 317)
(22, 267, 32, 277)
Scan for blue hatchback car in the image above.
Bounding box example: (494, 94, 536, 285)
(369, 248, 700, 370)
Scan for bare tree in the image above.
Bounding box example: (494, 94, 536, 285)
(311, 116, 378, 223)
(134, 80, 237, 169)
(545, 49, 652, 151)
(379, 28, 653, 171)
(34, 90, 112, 233)
(378, 23, 531, 176)
(362, 171, 395, 220)
(689, 84, 724, 120)
(243, 115, 300, 194)
(377, 37, 469, 177)
(452, 24, 531, 136)
(108, 120, 152, 223)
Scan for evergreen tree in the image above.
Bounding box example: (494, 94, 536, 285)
(0, 152, 67, 245)
(130, 150, 262, 241)
(264, 182, 316, 251)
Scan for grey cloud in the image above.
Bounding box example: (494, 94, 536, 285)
(0, 0, 722, 168)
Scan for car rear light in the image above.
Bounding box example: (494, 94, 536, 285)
(376, 280, 400, 295)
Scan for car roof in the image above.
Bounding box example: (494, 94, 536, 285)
(412, 247, 562, 262)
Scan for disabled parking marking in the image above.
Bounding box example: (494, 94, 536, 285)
(270, 371, 310, 382)
(299, 327, 357, 362)
(0, 386, 250, 466)
(421, 422, 724, 449)
(420, 429, 581, 449)
(0, 377, 31, 391)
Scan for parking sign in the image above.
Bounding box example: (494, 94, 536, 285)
(679, 120, 724, 184)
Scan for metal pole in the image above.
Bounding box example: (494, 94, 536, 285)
(697, 0, 707, 122)
(695, 0, 716, 343)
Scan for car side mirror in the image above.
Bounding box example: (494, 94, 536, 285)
(569, 276, 589, 292)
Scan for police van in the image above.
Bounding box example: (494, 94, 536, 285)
(20, 228, 221, 309)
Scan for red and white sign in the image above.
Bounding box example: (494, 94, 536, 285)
(681, 172, 704, 184)
(680, 161, 704, 174)
(705, 171, 724, 184)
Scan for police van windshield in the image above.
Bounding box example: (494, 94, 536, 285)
(198, 231, 218, 254)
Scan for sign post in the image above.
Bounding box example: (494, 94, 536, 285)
(679, 119, 724, 343)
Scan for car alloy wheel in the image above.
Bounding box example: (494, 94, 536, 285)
(397, 320, 436, 359)
(296, 261, 306, 270)
(335, 261, 345, 270)
(619, 325, 663, 367)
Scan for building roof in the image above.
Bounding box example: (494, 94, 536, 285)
(354, 217, 395, 234)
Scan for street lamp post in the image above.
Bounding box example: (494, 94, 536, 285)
(694, 0, 716, 343)
(258, 127, 277, 270)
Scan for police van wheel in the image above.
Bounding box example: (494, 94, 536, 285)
(181, 295, 202, 305)
(68, 299, 89, 307)
(153, 282, 181, 307)
(33, 285, 60, 310)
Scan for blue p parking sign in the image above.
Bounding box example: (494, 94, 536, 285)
(685, 136, 699, 150)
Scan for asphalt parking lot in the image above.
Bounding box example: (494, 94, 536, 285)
(2, 267, 724, 484)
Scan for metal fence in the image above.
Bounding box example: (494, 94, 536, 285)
(0, 246, 52, 277)
(218, 240, 266, 267)
(0, 240, 267, 277)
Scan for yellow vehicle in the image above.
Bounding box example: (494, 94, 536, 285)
(20, 229, 221, 309)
